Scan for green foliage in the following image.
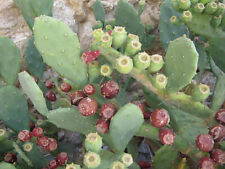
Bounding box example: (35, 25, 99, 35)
(33, 16, 88, 88)
(0, 162, 16, 169)
(0, 86, 29, 131)
(13, 0, 54, 29)
(93, 0, 105, 22)
(25, 36, 46, 79)
(0, 36, 21, 85)
(115, 0, 155, 50)
(165, 36, 198, 92)
(18, 71, 48, 116)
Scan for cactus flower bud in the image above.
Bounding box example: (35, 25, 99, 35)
(134, 52, 151, 70)
(170, 16, 179, 24)
(152, 73, 168, 89)
(126, 33, 139, 44)
(192, 84, 210, 102)
(194, 3, 205, 13)
(181, 10, 192, 23)
(100, 64, 113, 77)
(178, 0, 191, 10)
(148, 54, 164, 73)
(85, 133, 102, 153)
(125, 40, 142, 56)
(93, 28, 104, 41)
(112, 26, 127, 49)
(100, 33, 112, 47)
(83, 152, 101, 168)
(23, 142, 33, 152)
(120, 153, 133, 167)
(105, 24, 112, 31)
(116, 56, 133, 74)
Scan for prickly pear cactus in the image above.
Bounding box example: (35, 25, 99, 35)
(0, 162, 16, 169)
(165, 36, 198, 92)
(33, 16, 88, 88)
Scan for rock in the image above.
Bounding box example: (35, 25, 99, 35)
(69, 0, 86, 22)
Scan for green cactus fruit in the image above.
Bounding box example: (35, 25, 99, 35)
(33, 16, 88, 88)
(205, 2, 218, 15)
(194, 3, 205, 13)
(85, 133, 103, 153)
(18, 71, 48, 116)
(110, 161, 126, 169)
(92, 21, 103, 30)
(0, 36, 21, 85)
(88, 61, 101, 83)
(105, 25, 112, 31)
(0, 162, 16, 169)
(165, 36, 198, 92)
(211, 15, 222, 27)
(178, 0, 191, 10)
(100, 64, 113, 77)
(148, 54, 164, 73)
(116, 56, 133, 74)
(120, 153, 133, 167)
(112, 26, 127, 49)
(83, 152, 101, 168)
(199, 0, 210, 5)
(192, 84, 210, 101)
(126, 33, 139, 44)
(190, 0, 199, 5)
(151, 73, 168, 89)
(181, 10, 192, 23)
(133, 52, 151, 70)
(170, 16, 179, 24)
(23, 142, 33, 152)
(171, 0, 180, 11)
(66, 163, 81, 169)
(93, 28, 104, 41)
(214, 3, 225, 16)
(124, 40, 142, 56)
(100, 33, 112, 47)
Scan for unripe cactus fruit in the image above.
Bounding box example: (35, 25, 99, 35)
(170, 16, 179, 24)
(96, 118, 110, 134)
(192, 84, 210, 102)
(159, 128, 175, 145)
(4, 152, 17, 163)
(112, 26, 127, 49)
(205, 2, 218, 15)
(209, 124, 225, 142)
(37, 136, 50, 148)
(196, 134, 214, 152)
(83, 84, 96, 95)
(66, 163, 81, 169)
(45, 91, 56, 101)
(93, 28, 104, 41)
(199, 157, 215, 169)
(211, 149, 225, 165)
(85, 133, 102, 153)
(194, 3, 205, 13)
(45, 80, 55, 89)
(125, 40, 142, 56)
(127, 33, 139, 44)
(49, 159, 59, 169)
(101, 80, 119, 99)
(46, 138, 58, 152)
(31, 127, 43, 137)
(214, 3, 225, 16)
(211, 15, 222, 28)
(178, 0, 191, 10)
(70, 90, 87, 105)
(60, 82, 71, 93)
(23, 142, 33, 152)
(133, 52, 151, 70)
(88, 61, 101, 83)
(148, 54, 164, 73)
(78, 97, 98, 116)
(215, 109, 225, 125)
(111, 161, 126, 169)
(151, 73, 168, 89)
(100, 64, 113, 77)
(200, 0, 210, 5)
(105, 25, 112, 31)
(116, 55, 133, 74)
(18, 130, 31, 142)
(181, 10, 192, 23)
(57, 152, 68, 166)
(83, 152, 101, 168)
(120, 153, 133, 167)
(100, 102, 117, 120)
(171, 0, 180, 11)
(100, 33, 112, 47)
(150, 108, 170, 128)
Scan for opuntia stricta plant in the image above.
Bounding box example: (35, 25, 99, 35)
(0, 0, 225, 169)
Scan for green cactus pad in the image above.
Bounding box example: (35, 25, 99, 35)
(93, 0, 105, 22)
(18, 71, 48, 116)
(25, 36, 46, 79)
(33, 16, 88, 88)
(47, 108, 98, 135)
(165, 36, 199, 92)
(0, 86, 29, 131)
(103, 104, 144, 152)
(0, 162, 16, 169)
(0, 36, 21, 85)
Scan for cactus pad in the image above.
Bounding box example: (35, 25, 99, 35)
(0, 162, 16, 169)
(34, 16, 88, 88)
(165, 36, 198, 92)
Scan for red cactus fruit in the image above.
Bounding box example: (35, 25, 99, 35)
(82, 50, 100, 64)
(96, 118, 110, 134)
(199, 157, 215, 169)
(211, 149, 225, 165)
(45, 91, 56, 101)
(49, 160, 58, 169)
(100, 102, 117, 120)
(78, 97, 98, 116)
(18, 130, 31, 142)
(137, 161, 152, 168)
(30, 120, 35, 130)
(196, 134, 214, 152)
(32, 76, 39, 83)
(215, 109, 225, 125)
(31, 127, 43, 137)
(101, 80, 119, 99)
(45, 80, 55, 89)
(4, 152, 17, 163)
(108, 30, 112, 35)
(37, 136, 50, 148)
(150, 108, 170, 128)
(57, 152, 68, 166)
(70, 90, 87, 105)
(159, 128, 175, 145)
(134, 101, 151, 119)
(60, 82, 71, 93)
(83, 84, 95, 95)
(46, 138, 58, 152)
(209, 124, 225, 141)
